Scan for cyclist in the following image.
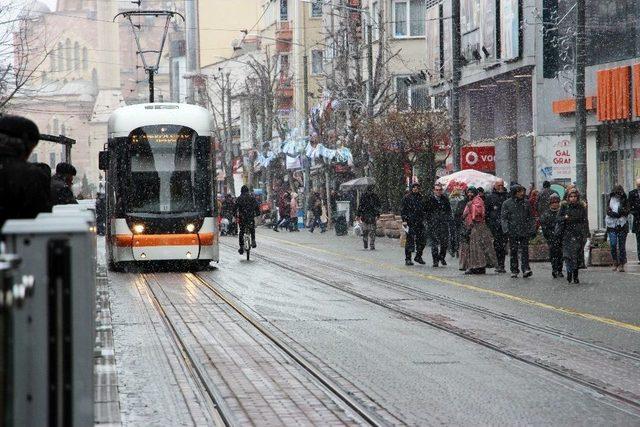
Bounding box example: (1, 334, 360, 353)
(234, 185, 260, 255)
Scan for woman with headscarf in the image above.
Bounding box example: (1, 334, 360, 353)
(460, 187, 497, 274)
(557, 188, 589, 283)
(605, 184, 630, 272)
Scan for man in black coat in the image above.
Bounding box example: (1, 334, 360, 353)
(629, 178, 640, 263)
(234, 185, 260, 254)
(485, 178, 509, 273)
(51, 162, 78, 205)
(0, 115, 52, 231)
(501, 184, 536, 278)
(357, 185, 381, 250)
(425, 183, 452, 267)
(401, 183, 427, 266)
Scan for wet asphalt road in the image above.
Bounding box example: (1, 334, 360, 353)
(202, 228, 640, 425)
(104, 229, 640, 425)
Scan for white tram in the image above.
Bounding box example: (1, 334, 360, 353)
(99, 103, 218, 270)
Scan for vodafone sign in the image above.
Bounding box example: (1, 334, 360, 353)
(461, 146, 496, 172)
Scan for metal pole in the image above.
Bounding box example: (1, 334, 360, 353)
(303, 54, 311, 216)
(226, 74, 235, 196)
(185, 0, 199, 104)
(451, 0, 461, 171)
(65, 142, 71, 164)
(148, 69, 154, 103)
(366, 23, 373, 177)
(575, 0, 587, 193)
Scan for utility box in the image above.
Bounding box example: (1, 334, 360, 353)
(1, 217, 95, 427)
(336, 201, 350, 225)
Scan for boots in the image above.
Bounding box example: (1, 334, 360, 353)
(573, 269, 580, 284)
(405, 249, 414, 266)
(566, 270, 573, 283)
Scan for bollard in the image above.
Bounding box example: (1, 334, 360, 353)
(2, 217, 94, 427)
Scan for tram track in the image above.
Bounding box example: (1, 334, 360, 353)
(220, 240, 640, 412)
(138, 273, 236, 427)
(258, 239, 640, 363)
(188, 272, 389, 427)
(140, 270, 388, 426)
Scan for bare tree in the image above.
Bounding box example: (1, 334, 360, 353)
(0, 2, 54, 110)
(319, 3, 399, 174)
(362, 109, 452, 210)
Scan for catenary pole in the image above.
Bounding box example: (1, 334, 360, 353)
(451, 0, 461, 171)
(575, 0, 587, 193)
(303, 54, 311, 214)
(366, 23, 373, 177)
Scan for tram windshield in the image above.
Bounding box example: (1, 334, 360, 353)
(126, 125, 210, 214)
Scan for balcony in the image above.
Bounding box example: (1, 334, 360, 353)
(275, 22, 292, 53)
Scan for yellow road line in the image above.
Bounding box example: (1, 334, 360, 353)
(262, 234, 640, 333)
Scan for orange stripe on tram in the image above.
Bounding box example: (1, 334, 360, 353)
(115, 233, 216, 247)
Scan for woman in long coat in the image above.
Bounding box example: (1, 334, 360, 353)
(557, 188, 589, 284)
(461, 188, 497, 274)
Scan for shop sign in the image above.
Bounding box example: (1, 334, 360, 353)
(460, 146, 495, 171)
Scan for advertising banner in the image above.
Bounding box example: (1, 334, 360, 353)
(461, 146, 496, 171)
(536, 135, 575, 183)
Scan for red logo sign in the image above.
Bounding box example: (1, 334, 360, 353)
(460, 146, 496, 171)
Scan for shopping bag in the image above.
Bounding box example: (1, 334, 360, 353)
(353, 222, 362, 236)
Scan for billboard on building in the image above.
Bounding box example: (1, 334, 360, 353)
(461, 146, 496, 172)
(500, 0, 520, 60)
(536, 135, 575, 183)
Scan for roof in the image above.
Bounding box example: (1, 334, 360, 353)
(107, 103, 214, 137)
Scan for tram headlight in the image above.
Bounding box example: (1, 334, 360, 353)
(133, 224, 145, 234)
(185, 223, 196, 233)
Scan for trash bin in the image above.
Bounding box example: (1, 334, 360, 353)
(334, 214, 348, 236)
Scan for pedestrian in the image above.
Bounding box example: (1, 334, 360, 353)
(308, 192, 326, 233)
(628, 178, 640, 264)
(605, 184, 630, 272)
(401, 183, 427, 265)
(501, 184, 535, 278)
(557, 188, 589, 283)
(221, 194, 236, 235)
(448, 188, 465, 257)
(275, 192, 291, 231)
(536, 181, 557, 217)
(289, 192, 299, 231)
(485, 178, 509, 273)
(96, 192, 106, 236)
(458, 187, 475, 271)
(0, 115, 52, 230)
(357, 185, 381, 250)
(51, 162, 78, 205)
(425, 183, 452, 267)
(461, 187, 497, 274)
(540, 193, 563, 278)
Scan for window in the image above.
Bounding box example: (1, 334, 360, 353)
(280, 0, 288, 21)
(29, 153, 38, 163)
(279, 54, 290, 77)
(49, 152, 56, 169)
(310, 0, 322, 18)
(57, 42, 63, 71)
(82, 47, 88, 70)
(311, 50, 323, 75)
(53, 118, 59, 134)
(393, 0, 426, 37)
(74, 42, 80, 70)
(61, 124, 66, 136)
(65, 39, 72, 71)
(370, 1, 379, 40)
